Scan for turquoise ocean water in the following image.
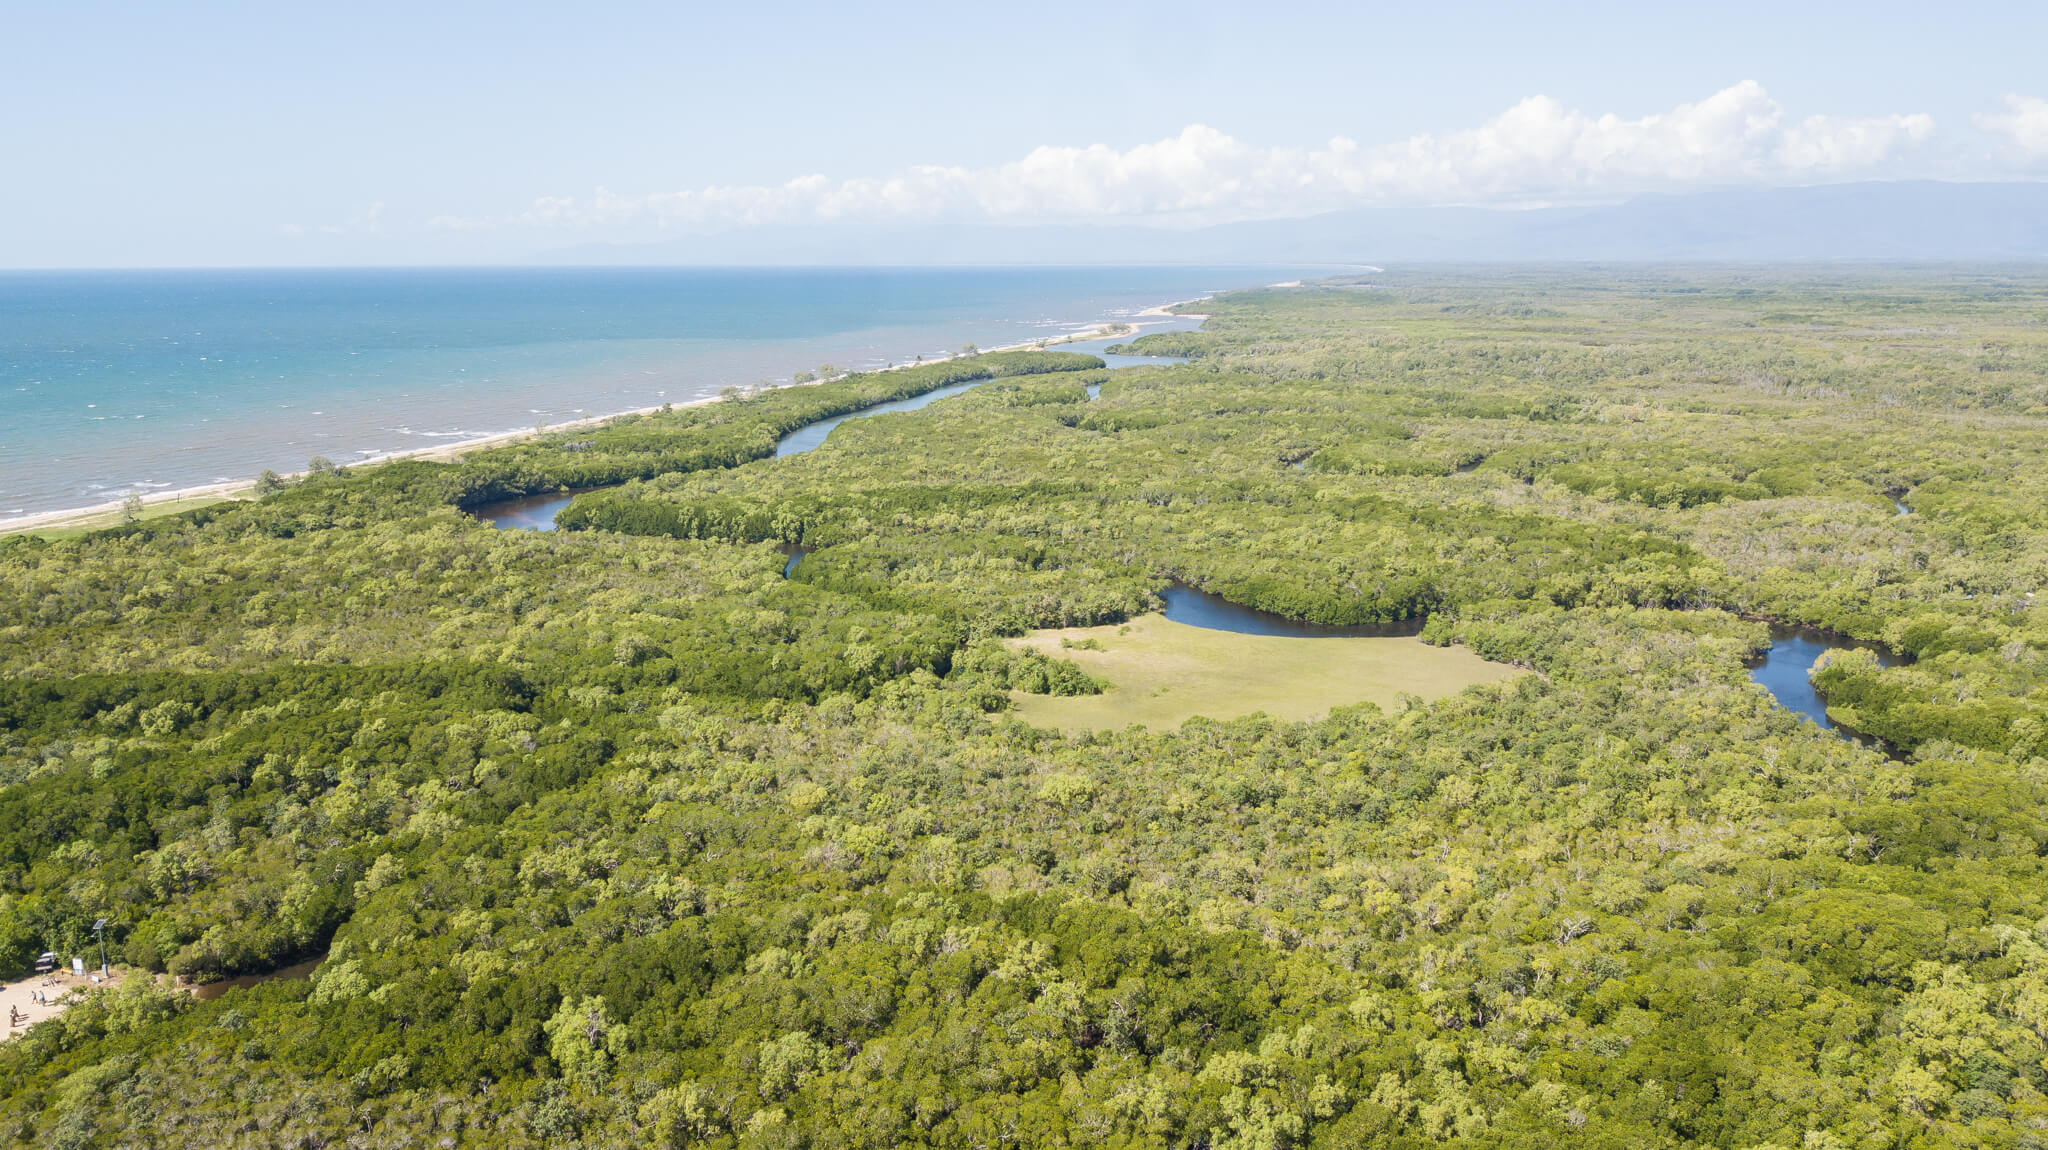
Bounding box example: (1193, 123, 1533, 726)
(0, 267, 1298, 521)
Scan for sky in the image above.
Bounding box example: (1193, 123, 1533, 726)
(5, 0, 2047, 267)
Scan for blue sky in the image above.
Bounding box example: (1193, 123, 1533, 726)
(6, 0, 2047, 266)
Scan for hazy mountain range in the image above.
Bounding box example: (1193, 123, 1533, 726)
(543, 181, 2048, 266)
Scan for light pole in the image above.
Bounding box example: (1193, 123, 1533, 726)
(92, 919, 107, 977)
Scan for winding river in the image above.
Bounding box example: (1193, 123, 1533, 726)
(1168, 588, 1907, 747)
(1744, 623, 1905, 742)
(189, 956, 322, 1002)
(769, 378, 989, 459)
(471, 383, 987, 532)
(479, 463, 1904, 754)
(1160, 583, 1425, 638)
(470, 489, 583, 532)
(777, 543, 810, 578)
(474, 334, 1189, 532)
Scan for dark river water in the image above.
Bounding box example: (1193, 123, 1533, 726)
(1745, 623, 1905, 739)
(468, 493, 1909, 753)
(1160, 583, 1425, 638)
(770, 379, 988, 458)
(473, 341, 1188, 532)
(770, 334, 1188, 456)
(460, 476, 1915, 756)
(777, 543, 810, 578)
(1166, 590, 1906, 747)
(472, 489, 581, 531)
(472, 384, 993, 530)
(190, 956, 322, 1001)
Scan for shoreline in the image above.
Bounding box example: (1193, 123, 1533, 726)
(2, 967, 125, 1041)
(1, 304, 1203, 536)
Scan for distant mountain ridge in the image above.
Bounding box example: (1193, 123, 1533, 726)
(544, 181, 2048, 266)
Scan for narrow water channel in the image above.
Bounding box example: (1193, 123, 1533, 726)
(474, 340, 1190, 531)
(189, 956, 323, 1001)
(1167, 587, 1909, 750)
(1745, 623, 1905, 741)
(468, 309, 1207, 533)
(1065, 331, 1189, 400)
(777, 543, 810, 578)
(769, 334, 1189, 452)
(473, 490, 580, 532)
(458, 506, 1921, 751)
(1160, 583, 1425, 638)
(771, 379, 988, 458)
(472, 381, 993, 530)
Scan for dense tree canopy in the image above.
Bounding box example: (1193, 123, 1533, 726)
(3, 270, 2048, 1148)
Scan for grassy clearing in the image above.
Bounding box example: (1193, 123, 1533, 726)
(1007, 612, 1523, 731)
(2, 492, 251, 539)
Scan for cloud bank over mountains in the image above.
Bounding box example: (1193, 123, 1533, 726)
(1977, 94, 2048, 157)
(427, 82, 2029, 240)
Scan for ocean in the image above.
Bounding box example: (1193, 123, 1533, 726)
(0, 266, 1297, 522)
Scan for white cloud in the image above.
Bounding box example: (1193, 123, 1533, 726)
(495, 82, 1936, 233)
(1776, 112, 1936, 170)
(1976, 94, 2048, 156)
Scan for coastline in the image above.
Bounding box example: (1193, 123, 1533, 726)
(1, 303, 1204, 537)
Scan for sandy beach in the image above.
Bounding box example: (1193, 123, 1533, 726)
(1, 306, 1199, 537)
(1, 966, 124, 1041)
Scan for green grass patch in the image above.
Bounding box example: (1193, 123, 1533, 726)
(1006, 612, 1524, 731)
(3, 492, 252, 539)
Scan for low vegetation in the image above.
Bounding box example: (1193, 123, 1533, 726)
(1007, 614, 1522, 731)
